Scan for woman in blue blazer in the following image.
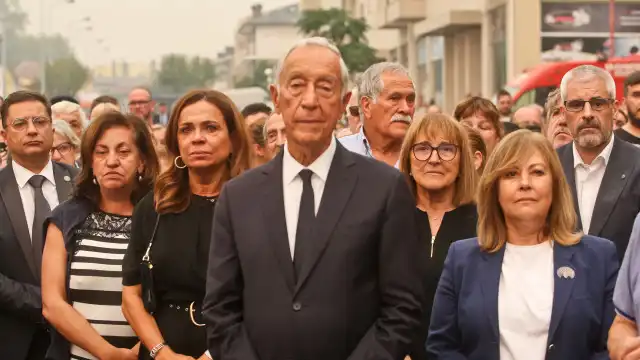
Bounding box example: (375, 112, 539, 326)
(427, 130, 619, 360)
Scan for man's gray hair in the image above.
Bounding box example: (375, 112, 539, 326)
(52, 119, 81, 148)
(274, 37, 350, 96)
(358, 62, 414, 103)
(560, 65, 616, 101)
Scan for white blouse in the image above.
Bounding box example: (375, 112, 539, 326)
(498, 241, 554, 360)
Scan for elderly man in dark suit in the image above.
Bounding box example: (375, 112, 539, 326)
(0, 91, 77, 360)
(557, 65, 640, 261)
(203, 37, 423, 360)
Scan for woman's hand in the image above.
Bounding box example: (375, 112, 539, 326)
(131, 342, 140, 355)
(156, 347, 196, 360)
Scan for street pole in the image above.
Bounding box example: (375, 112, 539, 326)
(39, 0, 46, 94)
(609, 0, 615, 58)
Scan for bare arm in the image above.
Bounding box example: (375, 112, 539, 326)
(41, 223, 117, 359)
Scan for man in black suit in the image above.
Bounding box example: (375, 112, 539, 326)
(557, 65, 640, 260)
(203, 37, 423, 360)
(0, 91, 77, 360)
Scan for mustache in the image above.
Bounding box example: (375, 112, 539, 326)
(577, 118, 602, 132)
(391, 114, 412, 124)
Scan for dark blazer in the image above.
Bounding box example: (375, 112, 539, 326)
(0, 161, 77, 360)
(427, 236, 619, 360)
(203, 143, 423, 360)
(558, 137, 640, 260)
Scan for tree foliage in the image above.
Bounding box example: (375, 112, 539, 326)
(44, 57, 89, 96)
(156, 54, 216, 92)
(234, 60, 271, 90)
(296, 8, 383, 74)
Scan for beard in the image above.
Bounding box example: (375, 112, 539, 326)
(628, 109, 640, 128)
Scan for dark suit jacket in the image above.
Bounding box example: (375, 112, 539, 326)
(427, 236, 618, 360)
(203, 143, 423, 360)
(0, 161, 77, 359)
(558, 137, 640, 259)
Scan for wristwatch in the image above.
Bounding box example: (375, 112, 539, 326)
(149, 342, 167, 358)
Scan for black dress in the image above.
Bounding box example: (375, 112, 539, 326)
(122, 193, 217, 359)
(410, 203, 478, 360)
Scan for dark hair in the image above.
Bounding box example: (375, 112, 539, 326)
(154, 89, 251, 214)
(90, 95, 119, 111)
(76, 112, 159, 207)
(631, 46, 639, 55)
(249, 117, 266, 147)
(50, 95, 79, 106)
(624, 71, 640, 97)
(241, 102, 272, 119)
(1, 91, 52, 127)
(453, 96, 504, 139)
(497, 89, 511, 99)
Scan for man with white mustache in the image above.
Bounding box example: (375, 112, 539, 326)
(339, 62, 416, 168)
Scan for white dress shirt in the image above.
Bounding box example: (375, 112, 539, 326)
(282, 136, 337, 259)
(573, 135, 615, 234)
(12, 160, 59, 240)
(499, 241, 554, 360)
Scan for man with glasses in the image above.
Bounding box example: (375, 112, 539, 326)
(557, 65, 640, 261)
(0, 91, 78, 359)
(128, 86, 159, 126)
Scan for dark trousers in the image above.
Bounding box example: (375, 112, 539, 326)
(26, 329, 50, 360)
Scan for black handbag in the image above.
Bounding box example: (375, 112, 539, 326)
(140, 215, 161, 314)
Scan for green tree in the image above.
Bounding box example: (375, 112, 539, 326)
(156, 54, 216, 93)
(44, 57, 89, 96)
(234, 60, 271, 89)
(297, 8, 383, 74)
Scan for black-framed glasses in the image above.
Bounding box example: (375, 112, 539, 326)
(8, 116, 51, 132)
(564, 97, 613, 112)
(411, 142, 458, 162)
(51, 142, 74, 156)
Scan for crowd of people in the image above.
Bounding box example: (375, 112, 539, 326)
(1, 35, 640, 360)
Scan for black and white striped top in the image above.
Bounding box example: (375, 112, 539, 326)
(69, 211, 138, 360)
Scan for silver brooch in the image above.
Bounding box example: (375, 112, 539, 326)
(556, 266, 575, 279)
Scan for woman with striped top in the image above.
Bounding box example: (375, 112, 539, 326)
(41, 112, 159, 360)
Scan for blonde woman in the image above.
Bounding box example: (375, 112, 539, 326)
(398, 113, 478, 360)
(427, 130, 618, 359)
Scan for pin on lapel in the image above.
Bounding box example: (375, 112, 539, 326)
(63, 175, 71, 182)
(622, 174, 626, 179)
(556, 266, 575, 279)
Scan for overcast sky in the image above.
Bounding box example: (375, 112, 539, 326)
(18, 0, 296, 67)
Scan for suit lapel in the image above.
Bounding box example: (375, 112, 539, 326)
(548, 243, 577, 342)
(559, 145, 582, 231)
(0, 164, 38, 277)
(261, 152, 296, 292)
(294, 145, 358, 295)
(53, 162, 74, 202)
(589, 139, 629, 236)
(479, 247, 505, 342)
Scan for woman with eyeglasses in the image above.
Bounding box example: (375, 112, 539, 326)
(398, 113, 479, 360)
(52, 120, 81, 168)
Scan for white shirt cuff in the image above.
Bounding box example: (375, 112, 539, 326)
(205, 350, 213, 359)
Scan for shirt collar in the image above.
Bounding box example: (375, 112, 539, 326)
(283, 136, 337, 185)
(12, 159, 55, 189)
(573, 133, 615, 168)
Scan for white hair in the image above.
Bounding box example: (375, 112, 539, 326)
(274, 37, 350, 96)
(52, 119, 81, 148)
(560, 65, 616, 102)
(358, 62, 414, 103)
(51, 100, 89, 129)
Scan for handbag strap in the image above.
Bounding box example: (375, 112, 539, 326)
(142, 214, 161, 262)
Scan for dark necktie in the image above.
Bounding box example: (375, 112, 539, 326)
(294, 169, 315, 279)
(28, 175, 51, 275)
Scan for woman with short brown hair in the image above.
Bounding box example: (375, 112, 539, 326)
(122, 89, 251, 359)
(427, 130, 618, 359)
(398, 113, 478, 360)
(454, 96, 504, 155)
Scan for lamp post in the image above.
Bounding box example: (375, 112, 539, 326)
(609, 0, 615, 58)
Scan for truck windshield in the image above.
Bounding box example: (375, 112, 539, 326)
(514, 86, 557, 108)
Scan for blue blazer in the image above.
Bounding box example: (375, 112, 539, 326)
(426, 236, 619, 360)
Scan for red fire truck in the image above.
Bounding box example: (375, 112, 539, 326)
(505, 55, 640, 108)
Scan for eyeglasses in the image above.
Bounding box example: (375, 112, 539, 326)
(411, 142, 458, 162)
(129, 100, 151, 107)
(348, 106, 359, 117)
(8, 116, 51, 132)
(51, 142, 74, 156)
(564, 97, 613, 112)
